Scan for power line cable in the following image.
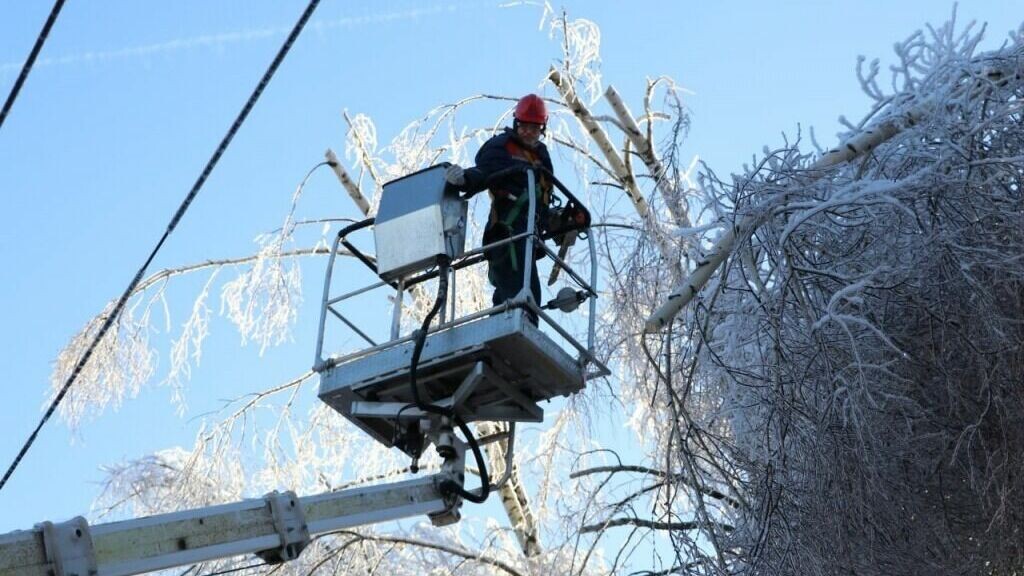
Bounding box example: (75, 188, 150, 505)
(0, 0, 67, 132)
(0, 0, 322, 493)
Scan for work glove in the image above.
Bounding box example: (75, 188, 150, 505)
(445, 164, 466, 187)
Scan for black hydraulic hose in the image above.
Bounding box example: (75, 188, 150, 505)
(408, 258, 451, 416)
(441, 416, 491, 504)
(337, 217, 380, 274)
(406, 257, 491, 503)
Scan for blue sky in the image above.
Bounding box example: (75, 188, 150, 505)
(0, 0, 1018, 533)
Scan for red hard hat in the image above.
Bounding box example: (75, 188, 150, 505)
(514, 94, 548, 124)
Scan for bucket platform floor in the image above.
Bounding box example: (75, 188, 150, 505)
(318, 310, 585, 453)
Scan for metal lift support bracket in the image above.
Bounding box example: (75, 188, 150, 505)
(255, 490, 310, 564)
(35, 517, 97, 576)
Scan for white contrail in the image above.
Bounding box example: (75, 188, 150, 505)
(1, 5, 459, 76)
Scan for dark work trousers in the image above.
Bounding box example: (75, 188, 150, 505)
(488, 235, 541, 324)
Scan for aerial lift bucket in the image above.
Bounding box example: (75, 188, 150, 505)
(313, 164, 608, 460)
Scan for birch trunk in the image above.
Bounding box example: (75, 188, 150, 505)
(477, 422, 541, 557)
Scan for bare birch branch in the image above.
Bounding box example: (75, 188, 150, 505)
(570, 464, 740, 508)
(324, 148, 371, 215)
(580, 517, 733, 534)
(548, 67, 681, 279)
(547, 67, 651, 220)
(605, 85, 692, 229)
(335, 531, 528, 576)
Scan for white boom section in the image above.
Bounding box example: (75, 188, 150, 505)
(0, 474, 458, 576)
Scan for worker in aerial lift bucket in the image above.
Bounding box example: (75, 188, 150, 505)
(445, 94, 554, 323)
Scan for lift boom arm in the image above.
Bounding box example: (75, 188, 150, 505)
(0, 473, 460, 576)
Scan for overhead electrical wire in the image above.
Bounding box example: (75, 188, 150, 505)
(0, 0, 322, 493)
(0, 0, 67, 132)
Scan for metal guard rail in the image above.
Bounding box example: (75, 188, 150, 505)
(313, 166, 608, 380)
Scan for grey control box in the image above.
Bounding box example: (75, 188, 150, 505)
(373, 163, 468, 282)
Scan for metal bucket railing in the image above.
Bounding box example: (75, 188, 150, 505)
(313, 166, 609, 380)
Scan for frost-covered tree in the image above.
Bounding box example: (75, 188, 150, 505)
(639, 13, 1024, 576)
